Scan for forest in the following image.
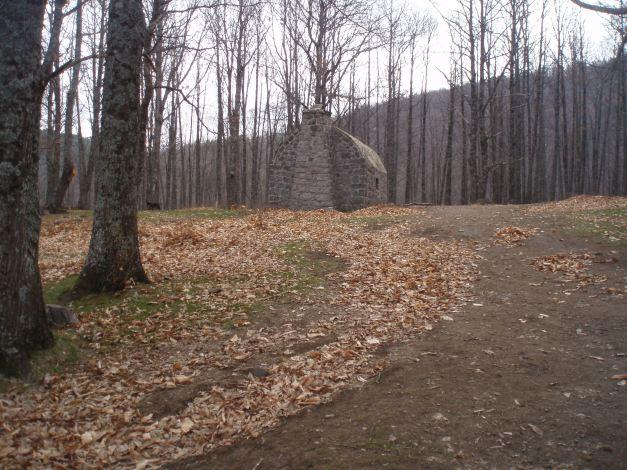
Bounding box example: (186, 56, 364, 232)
(0, 0, 626, 467)
(36, 0, 626, 212)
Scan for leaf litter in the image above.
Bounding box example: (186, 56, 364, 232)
(2, 207, 480, 467)
(493, 226, 539, 246)
(530, 252, 607, 288)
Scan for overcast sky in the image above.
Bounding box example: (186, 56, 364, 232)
(69, 0, 620, 137)
(413, 0, 616, 90)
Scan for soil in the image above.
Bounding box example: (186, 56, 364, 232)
(168, 205, 626, 469)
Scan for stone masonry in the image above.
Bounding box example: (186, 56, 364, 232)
(268, 105, 387, 211)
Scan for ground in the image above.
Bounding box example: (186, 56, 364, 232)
(0, 197, 625, 468)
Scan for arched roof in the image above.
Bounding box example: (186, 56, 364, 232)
(332, 128, 387, 174)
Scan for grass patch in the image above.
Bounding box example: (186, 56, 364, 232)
(275, 241, 344, 294)
(139, 207, 249, 220)
(38, 241, 345, 354)
(44, 275, 79, 305)
(44, 275, 219, 315)
(30, 331, 84, 379)
(349, 425, 418, 467)
(559, 208, 627, 246)
(342, 213, 411, 230)
(44, 275, 143, 315)
(43, 208, 249, 224)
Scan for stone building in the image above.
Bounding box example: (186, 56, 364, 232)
(268, 105, 387, 211)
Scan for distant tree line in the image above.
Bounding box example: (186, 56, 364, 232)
(345, 0, 627, 205)
(40, 0, 625, 213)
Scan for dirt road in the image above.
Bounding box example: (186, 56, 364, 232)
(173, 205, 626, 469)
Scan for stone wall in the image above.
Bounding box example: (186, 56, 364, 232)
(268, 106, 387, 211)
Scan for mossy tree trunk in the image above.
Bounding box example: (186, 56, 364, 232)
(74, 0, 149, 294)
(0, 1, 54, 377)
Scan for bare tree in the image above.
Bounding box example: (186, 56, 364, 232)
(73, 0, 149, 294)
(281, 0, 376, 108)
(78, 0, 107, 209)
(51, 0, 84, 211)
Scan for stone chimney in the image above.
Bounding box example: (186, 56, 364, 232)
(301, 104, 332, 126)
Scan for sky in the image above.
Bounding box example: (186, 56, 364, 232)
(66, 0, 620, 137)
(409, 0, 615, 91)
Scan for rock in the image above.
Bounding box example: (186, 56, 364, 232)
(244, 367, 271, 378)
(46, 304, 78, 327)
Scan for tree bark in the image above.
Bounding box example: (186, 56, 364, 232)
(46, 66, 63, 210)
(53, 0, 83, 211)
(78, 7, 105, 209)
(570, 0, 627, 15)
(73, 0, 149, 294)
(0, 0, 54, 376)
(444, 73, 456, 206)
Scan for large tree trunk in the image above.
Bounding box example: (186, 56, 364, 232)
(73, 0, 148, 294)
(0, 0, 54, 376)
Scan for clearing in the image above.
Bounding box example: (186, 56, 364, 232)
(0, 196, 625, 468)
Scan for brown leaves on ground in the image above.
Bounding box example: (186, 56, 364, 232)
(1, 207, 478, 468)
(159, 223, 207, 249)
(493, 226, 538, 246)
(531, 252, 607, 287)
(526, 195, 627, 213)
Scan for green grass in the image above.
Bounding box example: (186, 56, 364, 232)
(44, 207, 249, 223)
(44, 274, 218, 313)
(341, 213, 411, 229)
(138, 207, 250, 220)
(44, 275, 79, 305)
(40, 242, 337, 332)
(36, 241, 346, 369)
(560, 208, 627, 246)
(347, 425, 419, 467)
(30, 331, 83, 379)
(42, 274, 223, 345)
(275, 241, 344, 294)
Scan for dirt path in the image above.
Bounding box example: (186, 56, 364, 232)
(168, 205, 626, 469)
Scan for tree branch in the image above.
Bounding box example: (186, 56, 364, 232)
(45, 54, 101, 84)
(569, 0, 627, 14)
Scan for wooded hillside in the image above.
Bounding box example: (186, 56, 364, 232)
(38, 0, 626, 211)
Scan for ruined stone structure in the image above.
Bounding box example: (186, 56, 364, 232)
(268, 106, 387, 211)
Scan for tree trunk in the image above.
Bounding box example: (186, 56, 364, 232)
(216, 49, 227, 207)
(78, 16, 105, 209)
(44, 1, 65, 211)
(46, 70, 62, 209)
(53, 0, 83, 211)
(405, 42, 415, 204)
(444, 75, 456, 205)
(166, 93, 178, 209)
(73, 0, 148, 294)
(0, 0, 54, 376)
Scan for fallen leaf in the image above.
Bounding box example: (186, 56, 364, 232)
(528, 424, 543, 436)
